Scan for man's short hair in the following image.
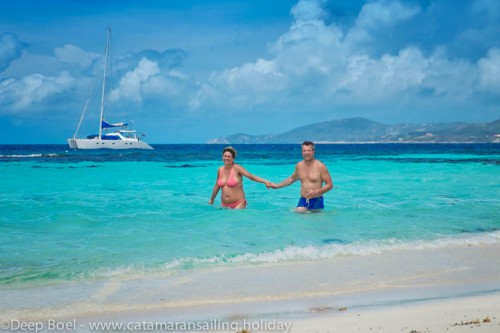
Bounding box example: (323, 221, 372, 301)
(302, 141, 315, 149)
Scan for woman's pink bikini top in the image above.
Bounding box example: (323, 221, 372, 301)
(217, 166, 240, 187)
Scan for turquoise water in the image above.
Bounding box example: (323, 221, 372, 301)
(0, 144, 499, 286)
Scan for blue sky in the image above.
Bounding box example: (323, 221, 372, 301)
(1, 0, 499, 144)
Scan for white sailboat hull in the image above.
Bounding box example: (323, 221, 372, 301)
(68, 138, 153, 150)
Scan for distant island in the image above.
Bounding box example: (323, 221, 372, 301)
(208, 117, 500, 144)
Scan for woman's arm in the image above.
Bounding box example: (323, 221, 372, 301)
(236, 165, 271, 187)
(208, 169, 221, 204)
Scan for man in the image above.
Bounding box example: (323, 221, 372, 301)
(270, 141, 333, 212)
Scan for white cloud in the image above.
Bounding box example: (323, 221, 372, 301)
(355, 0, 420, 29)
(189, 0, 499, 120)
(339, 47, 427, 99)
(54, 44, 100, 67)
(291, 0, 327, 22)
(109, 57, 160, 102)
(425, 51, 477, 99)
(0, 33, 27, 72)
(141, 70, 194, 103)
(472, 0, 500, 18)
(188, 59, 282, 112)
(345, 0, 420, 47)
(0, 71, 74, 111)
(478, 47, 500, 92)
(272, 19, 344, 75)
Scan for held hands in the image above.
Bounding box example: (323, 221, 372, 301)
(265, 181, 277, 189)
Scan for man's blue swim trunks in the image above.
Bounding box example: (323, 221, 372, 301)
(297, 196, 324, 210)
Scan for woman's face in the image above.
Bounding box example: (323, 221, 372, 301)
(222, 151, 234, 164)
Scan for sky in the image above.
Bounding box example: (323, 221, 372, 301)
(1, 0, 499, 144)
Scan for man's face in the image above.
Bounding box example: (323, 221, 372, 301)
(302, 144, 315, 161)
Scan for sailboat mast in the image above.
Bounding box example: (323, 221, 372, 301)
(98, 28, 111, 141)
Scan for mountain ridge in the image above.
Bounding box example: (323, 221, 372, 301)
(207, 117, 500, 144)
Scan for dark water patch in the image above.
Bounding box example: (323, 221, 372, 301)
(30, 164, 100, 169)
(348, 157, 499, 164)
(68, 165, 100, 168)
(482, 160, 500, 165)
(165, 164, 204, 168)
(458, 226, 500, 234)
(2, 143, 499, 164)
(322, 238, 348, 244)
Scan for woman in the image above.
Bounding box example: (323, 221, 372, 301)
(208, 146, 270, 209)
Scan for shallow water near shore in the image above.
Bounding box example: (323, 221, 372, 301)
(1, 143, 499, 288)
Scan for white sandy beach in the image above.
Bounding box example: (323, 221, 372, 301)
(1, 241, 499, 332)
(290, 294, 499, 333)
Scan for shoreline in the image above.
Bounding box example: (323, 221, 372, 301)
(2, 242, 500, 332)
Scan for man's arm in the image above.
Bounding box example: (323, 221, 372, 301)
(319, 163, 334, 194)
(270, 166, 299, 189)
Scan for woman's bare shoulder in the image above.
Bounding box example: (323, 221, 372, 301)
(233, 163, 247, 173)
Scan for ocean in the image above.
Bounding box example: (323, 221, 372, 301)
(1, 143, 499, 288)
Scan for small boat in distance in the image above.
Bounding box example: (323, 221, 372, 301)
(68, 28, 153, 150)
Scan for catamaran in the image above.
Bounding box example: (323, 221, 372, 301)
(67, 28, 153, 150)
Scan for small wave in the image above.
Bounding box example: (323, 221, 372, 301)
(5, 231, 500, 286)
(0, 153, 59, 159)
(159, 230, 500, 271)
